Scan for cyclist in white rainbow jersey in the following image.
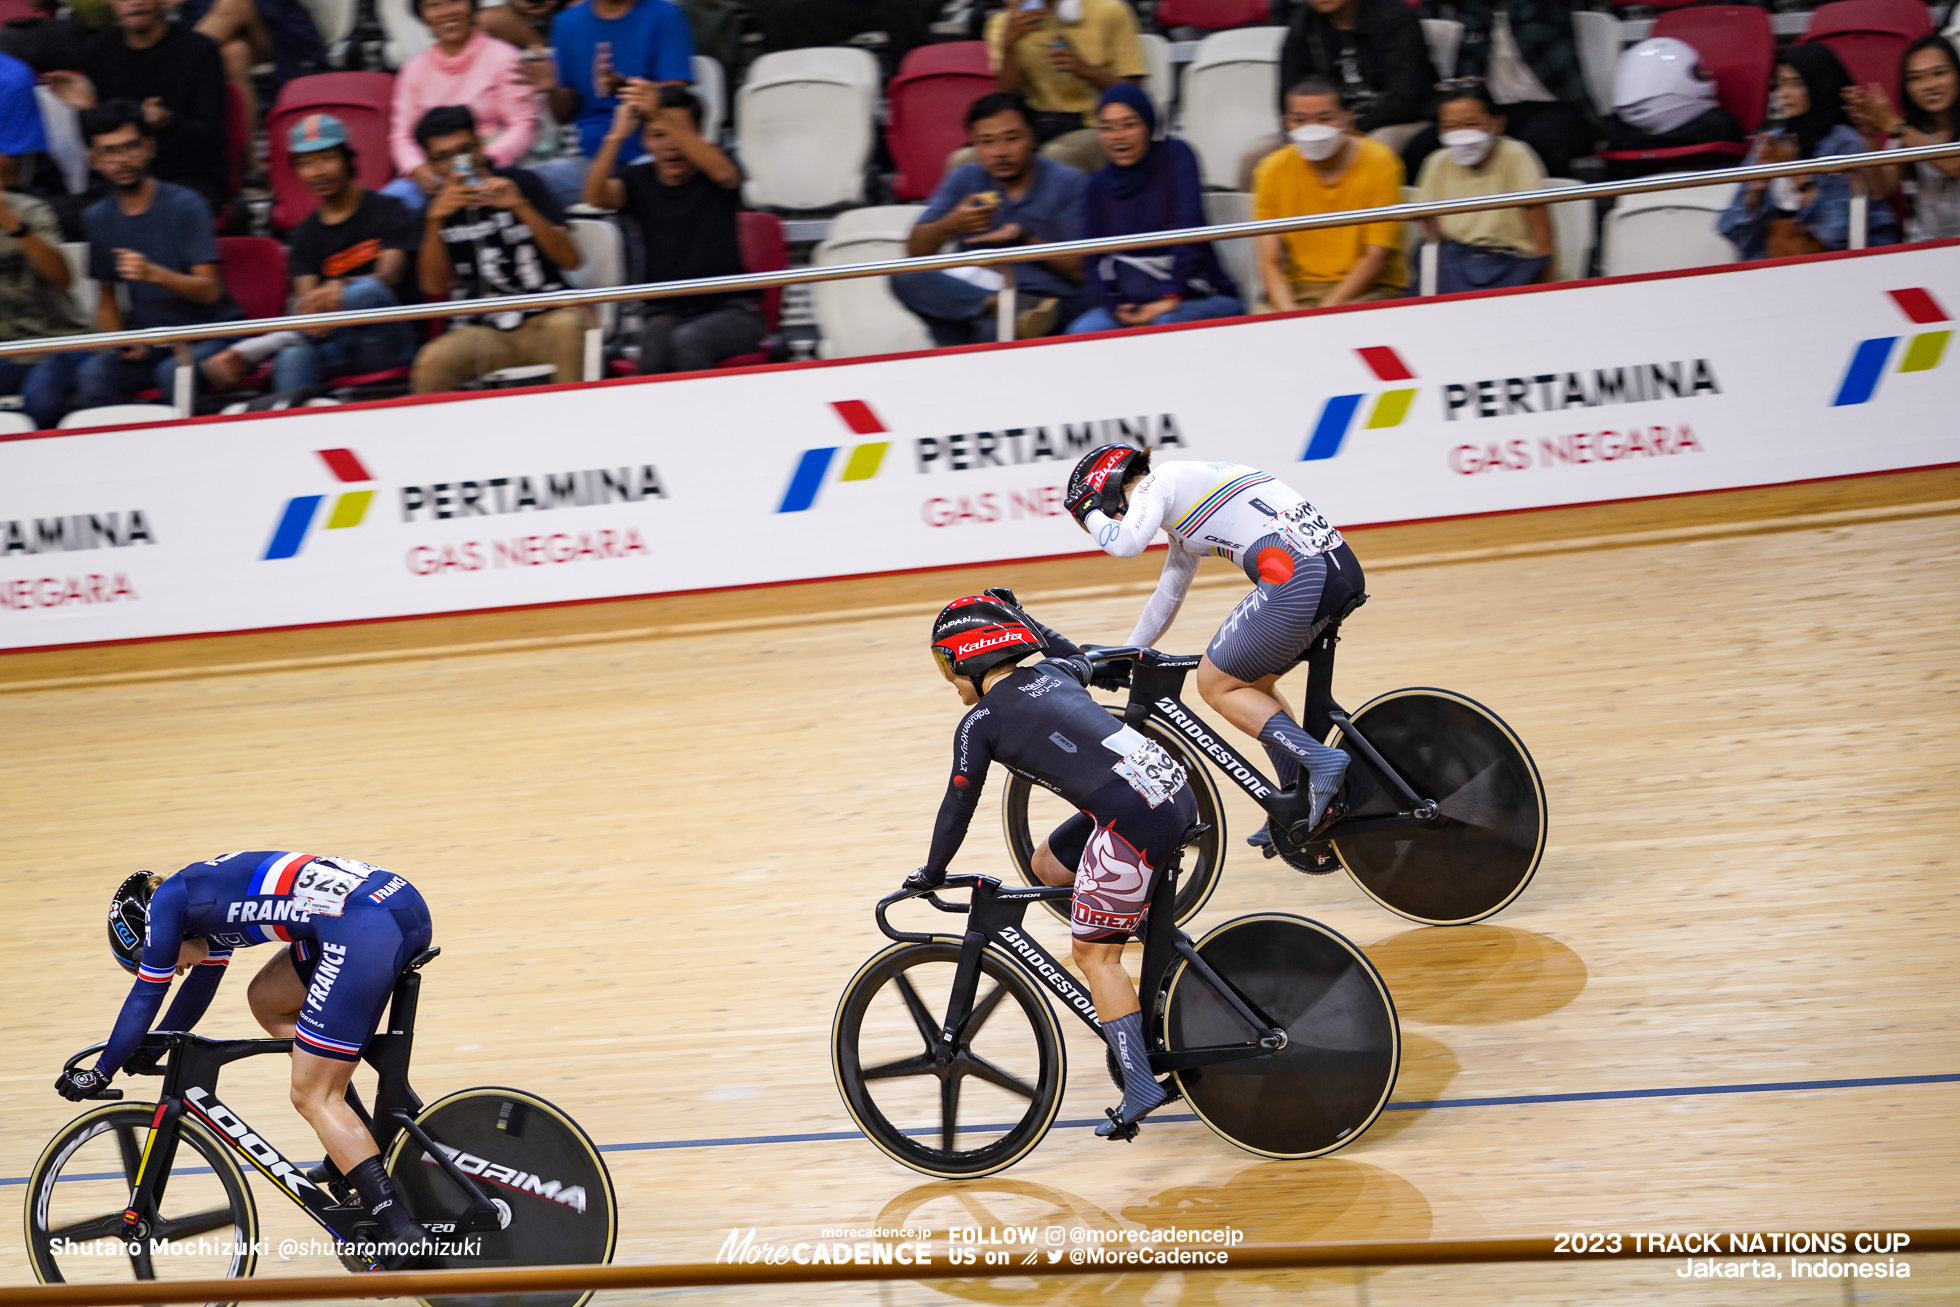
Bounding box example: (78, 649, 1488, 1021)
(1064, 447, 1364, 836)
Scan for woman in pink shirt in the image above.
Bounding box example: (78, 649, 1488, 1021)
(383, 0, 540, 211)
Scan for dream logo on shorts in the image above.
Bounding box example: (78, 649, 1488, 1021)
(1303, 346, 1419, 461)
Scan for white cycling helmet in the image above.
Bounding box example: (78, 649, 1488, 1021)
(1613, 37, 1718, 136)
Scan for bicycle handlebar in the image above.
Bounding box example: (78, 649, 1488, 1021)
(62, 1043, 123, 1099)
(874, 874, 989, 944)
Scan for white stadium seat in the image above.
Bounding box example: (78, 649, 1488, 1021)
(380, 0, 434, 69)
(1539, 176, 1596, 283)
(0, 412, 36, 435)
(1138, 33, 1174, 129)
(736, 47, 880, 210)
(299, 0, 357, 54)
(1200, 191, 1261, 312)
(692, 54, 727, 145)
(1573, 10, 1623, 117)
(1420, 18, 1463, 79)
(811, 205, 933, 359)
(58, 405, 182, 429)
(1602, 176, 1740, 277)
(1180, 26, 1285, 190)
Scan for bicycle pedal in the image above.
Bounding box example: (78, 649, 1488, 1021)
(1098, 1108, 1140, 1143)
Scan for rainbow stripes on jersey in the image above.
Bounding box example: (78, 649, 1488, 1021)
(1171, 472, 1273, 539)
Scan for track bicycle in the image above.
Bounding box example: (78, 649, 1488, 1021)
(25, 947, 617, 1307)
(1001, 604, 1547, 927)
(832, 835, 1400, 1179)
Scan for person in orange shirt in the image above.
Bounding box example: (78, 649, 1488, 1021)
(1252, 79, 1407, 311)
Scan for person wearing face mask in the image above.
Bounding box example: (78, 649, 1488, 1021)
(980, 0, 1146, 174)
(1413, 81, 1552, 293)
(1718, 44, 1898, 260)
(1251, 79, 1407, 312)
(1236, 0, 1431, 190)
(1398, 0, 1596, 182)
(1846, 35, 1960, 243)
(1066, 84, 1240, 333)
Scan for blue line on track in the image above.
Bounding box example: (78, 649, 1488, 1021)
(8, 1072, 1952, 1186)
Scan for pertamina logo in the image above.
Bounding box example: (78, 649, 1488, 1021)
(264, 449, 375, 559)
(1303, 347, 1418, 461)
(1831, 287, 1950, 406)
(777, 401, 891, 513)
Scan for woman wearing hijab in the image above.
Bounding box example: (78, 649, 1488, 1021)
(1719, 43, 1898, 259)
(1065, 84, 1241, 333)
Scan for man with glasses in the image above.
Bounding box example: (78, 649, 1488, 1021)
(408, 104, 586, 394)
(1251, 78, 1406, 312)
(70, 100, 240, 415)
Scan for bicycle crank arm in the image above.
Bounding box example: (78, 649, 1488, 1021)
(1148, 1044, 1277, 1073)
(387, 1110, 504, 1232)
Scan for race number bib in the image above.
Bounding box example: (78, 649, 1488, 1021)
(289, 857, 380, 918)
(1277, 500, 1344, 557)
(1102, 726, 1188, 809)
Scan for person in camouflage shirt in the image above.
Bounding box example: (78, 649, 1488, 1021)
(1402, 0, 1598, 180)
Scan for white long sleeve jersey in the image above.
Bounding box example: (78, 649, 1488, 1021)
(1082, 460, 1344, 651)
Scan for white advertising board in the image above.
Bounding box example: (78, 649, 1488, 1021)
(3, 244, 1957, 651)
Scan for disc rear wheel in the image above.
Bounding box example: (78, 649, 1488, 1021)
(1165, 914, 1399, 1159)
(1330, 688, 1546, 925)
(386, 1088, 617, 1307)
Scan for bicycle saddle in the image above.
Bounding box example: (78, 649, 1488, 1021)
(407, 947, 441, 970)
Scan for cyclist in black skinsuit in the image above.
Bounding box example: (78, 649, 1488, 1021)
(916, 590, 1197, 1138)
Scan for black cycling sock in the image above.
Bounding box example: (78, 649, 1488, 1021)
(1262, 742, 1300, 791)
(1258, 713, 1345, 786)
(1101, 1011, 1166, 1122)
(346, 1156, 422, 1240)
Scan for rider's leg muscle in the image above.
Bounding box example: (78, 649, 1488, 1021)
(1070, 939, 1138, 1021)
(290, 1048, 378, 1173)
(248, 948, 305, 1037)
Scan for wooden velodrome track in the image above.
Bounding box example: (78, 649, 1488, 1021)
(2, 468, 1957, 1305)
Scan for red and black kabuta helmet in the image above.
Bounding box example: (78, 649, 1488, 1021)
(1067, 445, 1151, 519)
(931, 594, 1047, 683)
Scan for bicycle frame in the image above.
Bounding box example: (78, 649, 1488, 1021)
(106, 952, 504, 1264)
(877, 857, 1290, 1082)
(1116, 647, 1441, 842)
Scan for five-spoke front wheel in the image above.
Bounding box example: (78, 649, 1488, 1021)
(833, 940, 1066, 1178)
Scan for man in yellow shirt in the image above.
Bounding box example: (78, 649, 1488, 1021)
(1252, 79, 1407, 311)
(984, 0, 1146, 172)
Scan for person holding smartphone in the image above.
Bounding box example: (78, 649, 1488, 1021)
(981, 0, 1145, 173)
(1718, 44, 1897, 259)
(408, 103, 586, 393)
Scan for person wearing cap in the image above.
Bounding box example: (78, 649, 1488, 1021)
(200, 113, 420, 392)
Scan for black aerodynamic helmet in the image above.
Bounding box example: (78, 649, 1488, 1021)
(108, 871, 159, 975)
(1067, 445, 1151, 519)
(931, 593, 1047, 684)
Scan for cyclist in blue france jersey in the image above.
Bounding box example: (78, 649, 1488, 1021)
(1065, 446, 1365, 842)
(59, 853, 436, 1259)
(916, 589, 1198, 1138)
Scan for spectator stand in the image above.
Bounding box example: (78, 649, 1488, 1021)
(1598, 5, 1770, 173)
(1155, 0, 1272, 41)
(1601, 173, 1740, 276)
(1420, 19, 1463, 80)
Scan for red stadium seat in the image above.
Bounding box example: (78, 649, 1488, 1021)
(223, 80, 250, 201)
(1801, 0, 1934, 105)
(1156, 0, 1270, 31)
(725, 210, 786, 367)
(886, 42, 995, 202)
(1609, 0, 1706, 12)
(217, 237, 290, 320)
(266, 72, 397, 230)
(1655, 5, 1775, 134)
